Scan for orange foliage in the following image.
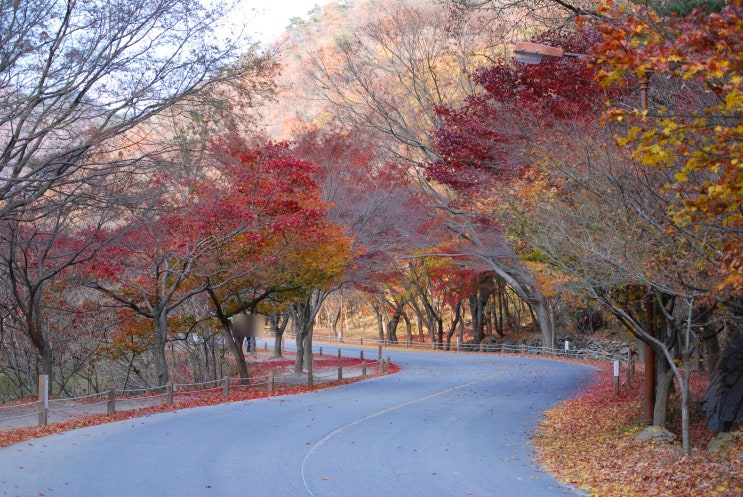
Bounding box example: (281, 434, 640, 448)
(592, 0, 743, 292)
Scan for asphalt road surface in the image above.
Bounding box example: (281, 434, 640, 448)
(0, 346, 595, 497)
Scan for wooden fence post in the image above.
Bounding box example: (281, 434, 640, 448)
(107, 389, 116, 415)
(222, 377, 230, 398)
(338, 367, 342, 380)
(37, 374, 48, 427)
(362, 362, 367, 376)
(270, 370, 275, 392)
(167, 383, 174, 404)
(338, 348, 342, 358)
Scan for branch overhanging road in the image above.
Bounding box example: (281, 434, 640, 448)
(0, 345, 595, 497)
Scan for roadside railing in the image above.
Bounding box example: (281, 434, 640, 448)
(2, 334, 631, 433)
(281, 333, 631, 364)
(0, 351, 383, 432)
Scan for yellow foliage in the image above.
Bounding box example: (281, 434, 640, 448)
(596, 0, 743, 291)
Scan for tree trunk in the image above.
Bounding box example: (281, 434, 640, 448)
(653, 358, 674, 428)
(403, 313, 413, 345)
(295, 328, 306, 373)
(292, 294, 323, 373)
(152, 311, 170, 386)
(302, 328, 314, 371)
(29, 324, 53, 382)
(205, 289, 248, 381)
(494, 280, 505, 338)
(222, 320, 249, 381)
(386, 315, 400, 344)
(703, 328, 743, 432)
(375, 304, 385, 343)
(445, 301, 462, 351)
(330, 307, 341, 338)
(271, 312, 290, 358)
(531, 295, 555, 350)
(23, 290, 54, 387)
(410, 302, 426, 342)
(469, 294, 484, 344)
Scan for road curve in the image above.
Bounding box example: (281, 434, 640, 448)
(0, 347, 594, 497)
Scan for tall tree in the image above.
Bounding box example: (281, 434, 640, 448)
(0, 165, 140, 387)
(291, 129, 441, 359)
(591, 0, 743, 434)
(89, 214, 216, 386)
(428, 25, 638, 351)
(192, 139, 352, 377)
(303, 0, 497, 163)
(87, 140, 334, 385)
(0, 0, 264, 220)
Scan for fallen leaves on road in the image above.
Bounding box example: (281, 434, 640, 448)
(533, 363, 743, 497)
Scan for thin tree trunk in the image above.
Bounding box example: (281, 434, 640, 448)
(403, 313, 413, 345)
(207, 289, 248, 381)
(330, 307, 341, 338)
(271, 312, 290, 358)
(446, 301, 462, 351)
(375, 304, 385, 343)
(495, 281, 505, 338)
(653, 364, 673, 428)
(152, 311, 170, 386)
(222, 321, 249, 380)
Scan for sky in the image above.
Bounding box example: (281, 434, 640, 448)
(230, 0, 324, 44)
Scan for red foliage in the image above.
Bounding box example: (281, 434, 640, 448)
(427, 29, 619, 194)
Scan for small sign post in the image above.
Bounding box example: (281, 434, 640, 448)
(614, 360, 620, 395)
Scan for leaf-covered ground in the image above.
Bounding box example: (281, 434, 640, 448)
(533, 363, 743, 497)
(0, 356, 399, 449)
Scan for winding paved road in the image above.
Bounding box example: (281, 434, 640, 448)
(0, 347, 594, 497)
